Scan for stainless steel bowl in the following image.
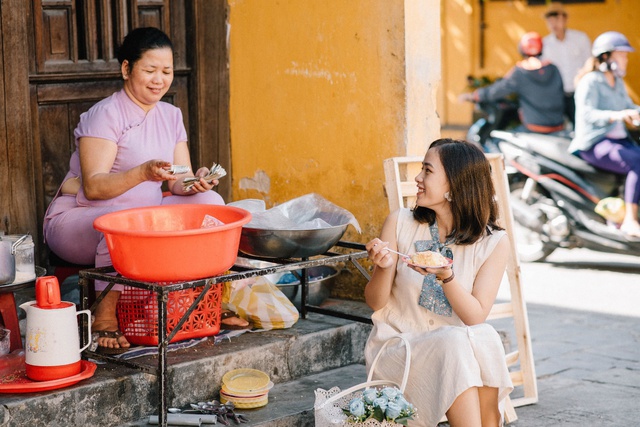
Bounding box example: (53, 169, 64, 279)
(239, 224, 348, 258)
(234, 258, 338, 306)
(276, 266, 339, 306)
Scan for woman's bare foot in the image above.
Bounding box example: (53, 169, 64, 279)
(92, 320, 130, 350)
(92, 290, 130, 350)
(220, 310, 251, 329)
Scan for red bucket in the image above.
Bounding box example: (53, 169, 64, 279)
(93, 205, 251, 282)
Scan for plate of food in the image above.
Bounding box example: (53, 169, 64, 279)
(406, 251, 453, 269)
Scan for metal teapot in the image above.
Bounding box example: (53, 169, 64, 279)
(0, 234, 28, 285)
(19, 276, 92, 381)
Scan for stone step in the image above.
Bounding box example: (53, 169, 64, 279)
(124, 363, 368, 427)
(0, 310, 371, 426)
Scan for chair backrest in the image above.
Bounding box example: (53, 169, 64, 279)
(383, 154, 538, 415)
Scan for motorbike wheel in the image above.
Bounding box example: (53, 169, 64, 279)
(510, 183, 557, 263)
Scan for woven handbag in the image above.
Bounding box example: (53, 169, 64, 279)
(314, 335, 413, 426)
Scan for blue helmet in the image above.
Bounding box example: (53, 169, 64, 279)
(591, 31, 634, 57)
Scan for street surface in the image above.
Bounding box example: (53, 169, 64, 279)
(498, 247, 639, 318)
(492, 246, 640, 426)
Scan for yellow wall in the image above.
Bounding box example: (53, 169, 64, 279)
(228, 0, 407, 241)
(441, 0, 640, 126)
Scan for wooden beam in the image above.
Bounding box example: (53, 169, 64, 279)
(1, 1, 36, 238)
(189, 0, 231, 202)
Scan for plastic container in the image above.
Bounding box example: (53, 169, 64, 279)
(222, 368, 271, 392)
(220, 391, 269, 409)
(117, 282, 223, 346)
(220, 368, 272, 409)
(93, 205, 251, 282)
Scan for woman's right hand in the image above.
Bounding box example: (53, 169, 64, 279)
(612, 109, 640, 125)
(365, 238, 396, 270)
(140, 160, 177, 182)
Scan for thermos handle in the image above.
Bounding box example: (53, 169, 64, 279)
(47, 283, 55, 305)
(76, 309, 93, 353)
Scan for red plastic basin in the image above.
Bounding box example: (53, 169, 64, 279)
(93, 205, 251, 282)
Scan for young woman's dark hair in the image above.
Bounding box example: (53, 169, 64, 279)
(117, 27, 173, 70)
(413, 138, 503, 244)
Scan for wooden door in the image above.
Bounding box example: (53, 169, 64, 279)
(20, 0, 230, 264)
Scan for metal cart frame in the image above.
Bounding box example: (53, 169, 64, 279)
(78, 241, 370, 426)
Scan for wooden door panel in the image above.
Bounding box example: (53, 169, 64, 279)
(34, 0, 174, 74)
(135, 0, 171, 30)
(37, 80, 123, 104)
(42, 6, 73, 62)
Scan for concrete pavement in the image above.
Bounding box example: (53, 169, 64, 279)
(496, 303, 640, 426)
(497, 247, 640, 318)
(329, 284, 640, 426)
(491, 248, 640, 426)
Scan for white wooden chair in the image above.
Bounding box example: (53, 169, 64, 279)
(383, 154, 538, 424)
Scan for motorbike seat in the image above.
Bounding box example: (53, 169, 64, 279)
(496, 131, 598, 174)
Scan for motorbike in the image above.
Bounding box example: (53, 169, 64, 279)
(490, 128, 640, 262)
(465, 98, 520, 154)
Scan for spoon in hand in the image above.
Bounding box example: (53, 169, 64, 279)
(381, 247, 411, 260)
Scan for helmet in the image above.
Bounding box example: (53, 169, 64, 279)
(591, 31, 634, 57)
(519, 32, 543, 57)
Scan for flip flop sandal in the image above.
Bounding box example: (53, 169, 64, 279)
(94, 330, 130, 355)
(220, 311, 253, 331)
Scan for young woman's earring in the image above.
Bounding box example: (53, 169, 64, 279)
(444, 192, 452, 202)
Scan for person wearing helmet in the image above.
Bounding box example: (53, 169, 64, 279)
(540, 2, 591, 127)
(569, 31, 640, 238)
(460, 32, 565, 134)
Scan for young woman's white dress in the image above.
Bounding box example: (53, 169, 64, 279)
(364, 209, 513, 426)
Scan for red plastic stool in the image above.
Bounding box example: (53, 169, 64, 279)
(0, 292, 22, 352)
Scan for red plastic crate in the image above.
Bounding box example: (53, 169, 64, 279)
(116, 282, 223, 346)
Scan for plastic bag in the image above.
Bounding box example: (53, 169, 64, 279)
(229, 193, 361, 232)
(223, 277, 299, 330)
(595, 197, 625, 224)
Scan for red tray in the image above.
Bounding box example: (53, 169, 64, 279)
(0, 360, 96, 393)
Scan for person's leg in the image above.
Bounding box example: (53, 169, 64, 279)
(91, 226, 131, 349)
(45, 202, 131, 349)
(446, 387, 482, 427)
(92, 290, 129, 349)
(580, 139, 640, 235)
(478, 386, 501, 427)
(620, 148, 640, 234)
(44, 197, 103, 265)
(622, 203, 640, 234)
